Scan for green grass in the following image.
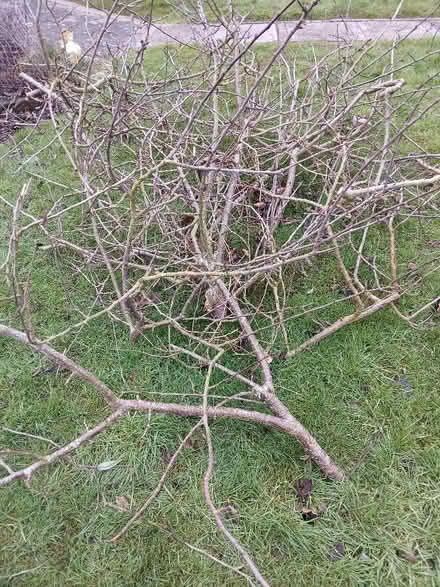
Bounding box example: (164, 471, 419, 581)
(75, 0, 439, 23)
(1, 39, 440, 585)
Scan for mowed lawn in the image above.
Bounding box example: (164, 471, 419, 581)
(1, 38, 440, 585)
(74, 0, 438, 22)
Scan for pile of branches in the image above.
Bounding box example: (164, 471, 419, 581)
(0, 74, 56, 143)
(0, 3, 41, 140)
(0, 2, 59, 141)
(0, 1, 32, 96)
(1, 1, 440, 583)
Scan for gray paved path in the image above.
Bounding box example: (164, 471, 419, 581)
(16, 0, 440, 55)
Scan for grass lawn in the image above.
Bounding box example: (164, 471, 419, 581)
(74, 0, 439, 23)
(1, 39, 440, 585)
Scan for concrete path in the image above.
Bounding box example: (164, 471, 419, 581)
(16, 0, 440, 55)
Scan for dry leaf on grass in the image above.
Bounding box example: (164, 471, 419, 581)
(396, 549, 418, 564)
(105, 495, 132, 512)
(96, 458, 122, 472)
(294, 478, 326, 523)
(328, 543, 345, 561)
(295, 478, 313, 504)
(115, 496, 131, 512)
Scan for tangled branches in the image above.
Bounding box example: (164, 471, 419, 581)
(1, 1, 440, 583)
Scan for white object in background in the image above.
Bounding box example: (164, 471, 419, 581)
(61, 30, 82, 65)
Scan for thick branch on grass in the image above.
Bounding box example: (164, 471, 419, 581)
(0, 325, 119, 406)
(0, 320, 344, 481)
(0, 409, 125, 486)
(216, 280, 345, 481)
